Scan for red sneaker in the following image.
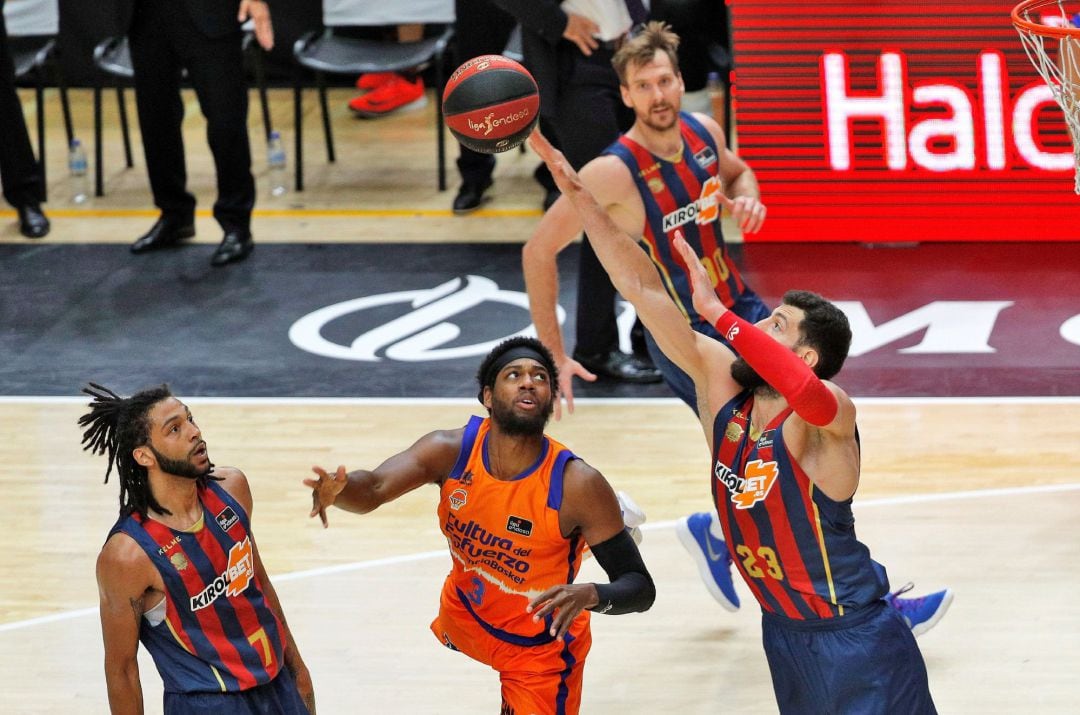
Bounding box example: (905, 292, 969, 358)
(354, 72, 396, 91)
(348, 75, 426, 118)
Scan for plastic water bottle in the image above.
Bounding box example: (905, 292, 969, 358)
(267, 131, 287, 197)
(68, 139, 89, 204)
(707, 71, 726, 128)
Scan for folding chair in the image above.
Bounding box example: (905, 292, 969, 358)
(4, 0, 73, 200)
(91, 26, 274, 197)
(292, 0, 455, 191)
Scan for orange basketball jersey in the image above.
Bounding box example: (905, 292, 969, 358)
(436, 415, 589, 645)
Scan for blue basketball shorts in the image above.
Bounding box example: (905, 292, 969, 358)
(163, 667, 308, 715)
(761, 600, 937, 715)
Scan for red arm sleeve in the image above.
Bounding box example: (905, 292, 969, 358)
(714, 312, 838, 426)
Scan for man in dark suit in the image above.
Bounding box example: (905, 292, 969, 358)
(0, 0, 49, 238)
(125, 0, 272, 266)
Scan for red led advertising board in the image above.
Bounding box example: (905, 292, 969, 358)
(729, 1, 1080, 241)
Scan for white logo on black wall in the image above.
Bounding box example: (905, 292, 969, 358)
(289, 276, 566, 362)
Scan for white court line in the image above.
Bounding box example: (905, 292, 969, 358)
(2, 482, 1078, 635)
(1, 396, 1079, 406)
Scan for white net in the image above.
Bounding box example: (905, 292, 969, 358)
(1013, 1, 1080, 193)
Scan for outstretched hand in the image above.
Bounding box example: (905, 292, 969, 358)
(303, 465, 348, 528)
(555, 355, 596, 420)
(673, 231, 727, 324)
(526, 583, 599, 640)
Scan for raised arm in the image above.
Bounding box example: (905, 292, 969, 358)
(97, 536, 153, 715)
(522, 194, 594, 416)
(527, 459, 654, 640)
(528, 130, 718, 393)
(304, 429, 463, 527)
(673, 237, 860, 500)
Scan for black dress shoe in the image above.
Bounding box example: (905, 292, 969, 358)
(17, 203, 49, 238)
(573, 349, 663, 384)
(210, 231, 254, 266)
(131, 217, 196, 254)
(452, 179, 493, 214)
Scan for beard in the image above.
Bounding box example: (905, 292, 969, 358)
(637, 102, 680, 132)
(147, 443, 214, 480)
(730, 357, 779, 399)
(490, 394, 553, 437)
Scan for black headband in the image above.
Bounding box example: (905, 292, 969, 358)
(478, 346, 552, 401)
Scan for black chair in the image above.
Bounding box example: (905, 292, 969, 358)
(91, 32, 274, 197)
(292, 24, 455, 192)
(10, 36, 73, 201)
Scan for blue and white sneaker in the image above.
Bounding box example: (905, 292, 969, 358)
(885, 583, 954, 637)
(676, 512, 739, 612)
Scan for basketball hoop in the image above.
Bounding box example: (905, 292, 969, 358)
(1012, 0, 1080, 193)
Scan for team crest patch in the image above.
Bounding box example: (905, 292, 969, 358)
(648, 177, 665, 194)
(215, 506, 238, 532)
(448, 488, 468, 510)
(506, 515, 533, 537)
(725, 422, 744, 442)
(693, 146, 717, 168)
(170, 553, 189, 571)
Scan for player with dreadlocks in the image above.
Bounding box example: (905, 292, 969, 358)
(81, 383, 315, 714)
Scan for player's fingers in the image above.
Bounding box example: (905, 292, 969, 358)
(741, 205, 763, 233)
(528, 130, 553, 158)
(319, 508, 329, 529)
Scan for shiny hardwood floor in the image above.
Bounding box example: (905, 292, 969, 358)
(2, 89, 1079, 713)
(1, 398, 1078, 713)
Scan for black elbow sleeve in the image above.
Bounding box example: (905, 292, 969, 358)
(587, 528, 656, 615)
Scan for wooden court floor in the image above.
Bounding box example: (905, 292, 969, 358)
(2, 89, 1079, 712)
(1, 398, 1078, 714)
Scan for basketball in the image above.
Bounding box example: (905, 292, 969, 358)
(443, 55, 540, 154)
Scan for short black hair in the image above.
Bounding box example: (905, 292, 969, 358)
(476, 337, 559, 404)
(783, 290, 852, 380)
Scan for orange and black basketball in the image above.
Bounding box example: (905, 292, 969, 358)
(443, 55, 540, 154)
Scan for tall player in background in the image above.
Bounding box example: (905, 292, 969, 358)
(523, 21, 951, 633)
(305, 337, 654, 715)
(82, 383, 314, 714)
(529, 127, 938, 713)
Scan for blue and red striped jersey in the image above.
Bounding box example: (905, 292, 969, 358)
(603, 112, 758, 327)
(110, 480, 285, 693)
(710, 392, 889, 619)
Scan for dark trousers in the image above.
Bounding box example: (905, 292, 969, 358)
(129, 1, 254, 233)
(452, 0, 556, 191)
(555, 48, 634, 356)
(0, 7, 44, 209)
(453, 0, 515, 185)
